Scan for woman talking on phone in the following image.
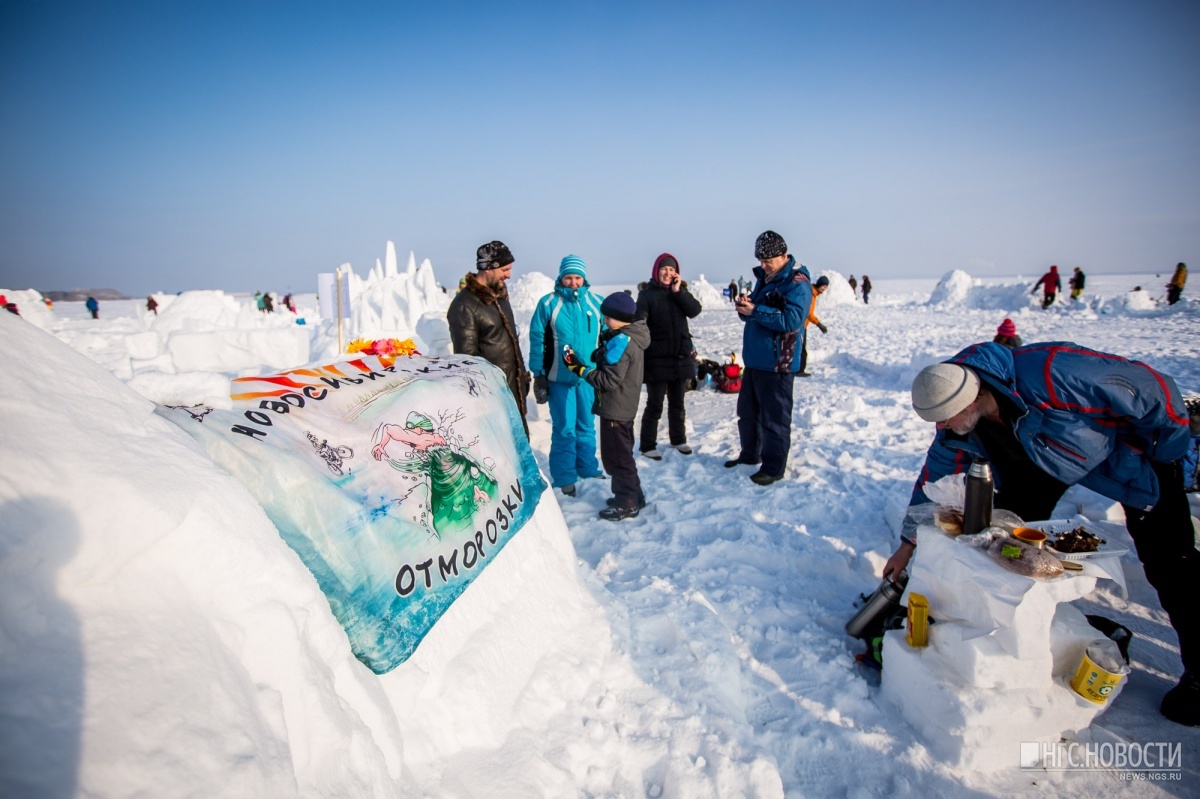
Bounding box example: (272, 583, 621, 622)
(635, 253, 702, 460)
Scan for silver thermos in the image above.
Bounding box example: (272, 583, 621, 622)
(963, 458, 994, 536)
(845, 573, 908, 639)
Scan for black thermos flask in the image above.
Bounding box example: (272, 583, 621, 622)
(963, 458, 994, 536)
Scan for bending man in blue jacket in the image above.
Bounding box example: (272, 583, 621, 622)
(725, 230, 813, 486)
(883, 340, 1199, 727)
(528, 255, 606, 496)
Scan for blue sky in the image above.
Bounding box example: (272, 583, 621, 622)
(1, 0, 1197, 295)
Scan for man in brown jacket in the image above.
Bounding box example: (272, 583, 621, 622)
(447, 240, 531, 435)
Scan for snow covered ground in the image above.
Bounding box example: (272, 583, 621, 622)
(2, 253, 1198, 797)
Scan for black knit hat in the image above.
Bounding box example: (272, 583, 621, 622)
(754, 230, 787, 260)
(600, 291, 637, 323)
(476, 240, 515, 271)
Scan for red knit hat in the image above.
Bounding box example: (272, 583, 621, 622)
(997, 318, 1018, 337)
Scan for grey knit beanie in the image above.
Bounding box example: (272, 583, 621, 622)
(911, 363, 980, 422)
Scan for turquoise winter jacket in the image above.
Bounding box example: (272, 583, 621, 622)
(528, 280, 605, 384)
(912, 341, 1191, 512)
(738, 257, 813, 373)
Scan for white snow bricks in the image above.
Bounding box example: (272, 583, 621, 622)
(881, 528, 1117, 772)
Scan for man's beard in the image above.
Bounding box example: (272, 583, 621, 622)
(947, 404, 985, 435)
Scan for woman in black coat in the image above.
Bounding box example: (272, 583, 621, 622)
(635, 253, 702, 459)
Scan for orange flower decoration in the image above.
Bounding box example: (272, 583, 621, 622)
(346, 337, 420, 365)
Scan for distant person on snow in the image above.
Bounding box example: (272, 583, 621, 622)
(992, 317, 1022, 349)
(146, 295, 158, 315)
(725, 230, 813, 486)
(848, 274, 858, 298)
(561, 291, 650, 521)
(282, 293, 296, 313)
(884, 341, 1199, 727)
(1031, 265, 1062, 308)
(85, 296, 99, 319)
(860, 275, 872, 305)
(262, 293, 274, 313)
(636, 253, 702, 460)
(799, 275, 830, 377)
(448, 240, 531, 437)
(728, 279, 738, 304)
(1069, 267, 1086, 301)
(1167, 262, 1187, 305)
(528, 254, 605, 496)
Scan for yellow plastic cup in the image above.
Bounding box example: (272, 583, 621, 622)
(1069, 648, 1125, 704)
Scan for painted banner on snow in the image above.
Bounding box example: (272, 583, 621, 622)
(157, 354, 546, 673)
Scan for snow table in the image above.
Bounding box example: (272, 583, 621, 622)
(880, 525, 1126, 772)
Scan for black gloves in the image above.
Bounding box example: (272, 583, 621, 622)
(760, 291, 786, 310)
(533, 375, 549, 404)
(817, 322, 828, 334)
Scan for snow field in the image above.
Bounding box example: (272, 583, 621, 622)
(2, 256, 1198, 796)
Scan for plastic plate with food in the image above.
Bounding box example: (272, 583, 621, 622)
(1022, 519, 1130, 561)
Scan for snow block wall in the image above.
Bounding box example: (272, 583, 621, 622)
(347, 245, 450, 348)
(880, 530, 1115, 772)
(0, 310, 633, 797)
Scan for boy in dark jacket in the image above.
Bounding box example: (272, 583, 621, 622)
(563, 292, 651, 520)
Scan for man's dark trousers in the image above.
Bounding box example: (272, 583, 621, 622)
(735, 368, 795, 477)
(1123, 461, 1200, 674)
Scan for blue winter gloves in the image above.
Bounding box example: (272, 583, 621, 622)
(562, 346, 589, 378)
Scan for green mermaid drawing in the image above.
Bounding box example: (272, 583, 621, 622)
(371, 410, 498, 539)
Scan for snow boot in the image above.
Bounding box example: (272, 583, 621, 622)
(750, 470, 784, 486)
(725, 457, 758, 468)
(599, 504, 640, 522)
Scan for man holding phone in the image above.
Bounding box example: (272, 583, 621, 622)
(726, 231, 813, 485)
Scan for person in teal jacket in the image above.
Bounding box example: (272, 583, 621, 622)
(725, 230, 813, 486)
(884, 340, 1198, 727)
(528, 255, 606, 495)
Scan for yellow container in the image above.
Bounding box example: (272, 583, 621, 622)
(906, 593, 929, 648)
(1069, 648, 1125, 703)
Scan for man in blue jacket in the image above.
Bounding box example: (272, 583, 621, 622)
(528, 255, 606, 496)
(724, 231, 813, 485)
(883, 340, 1199, 726)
